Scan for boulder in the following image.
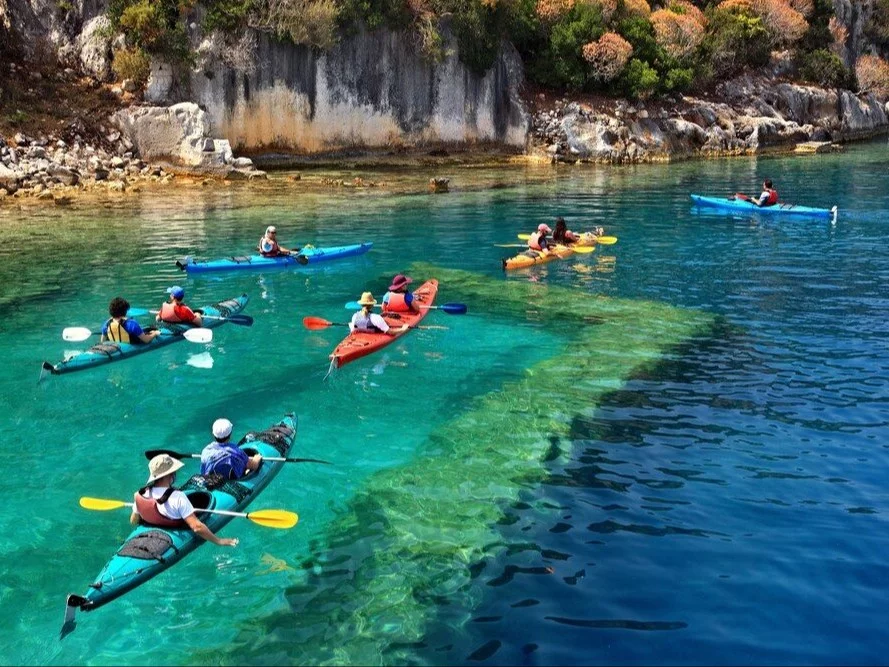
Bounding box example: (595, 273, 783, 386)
(48, 165, 79, 186)
(0, 163, 20, 187)
(114, 103, 218, 167)
(232, 156, 254, 169)
(76, 17, 114, 81)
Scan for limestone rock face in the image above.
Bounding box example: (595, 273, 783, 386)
(114, 103, 214, 166)
(75, 15, 112, 81)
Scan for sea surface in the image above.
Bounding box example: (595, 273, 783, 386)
(0, 143, 887, 665)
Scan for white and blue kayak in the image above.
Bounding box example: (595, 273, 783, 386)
(690, 194, 837, 221)
(177, 242, 373, 273)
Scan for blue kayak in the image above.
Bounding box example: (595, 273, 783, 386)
(42, 294, 248, 376)
(177, 242, 373, 273)
(61, 413, 297, 637)
(690, 194, 837, 221)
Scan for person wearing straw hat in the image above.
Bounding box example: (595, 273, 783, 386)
(156, 285, 203, 326)
(382, 274, 421, 315)
(129, 454, 238, 547)
(258, 225, 295, 257)
(349, 292, 409, 334)
(200, 418, 262, 480)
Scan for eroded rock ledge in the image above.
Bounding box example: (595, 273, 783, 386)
(529, 75, 889, 163)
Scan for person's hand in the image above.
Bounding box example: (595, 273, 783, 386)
(219, 537, 239, 547)
(399, 324, 410, 333)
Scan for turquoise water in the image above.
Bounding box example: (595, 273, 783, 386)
(1, 143, 888, 664)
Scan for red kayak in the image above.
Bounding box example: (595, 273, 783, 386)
(330, 279, 439, 368)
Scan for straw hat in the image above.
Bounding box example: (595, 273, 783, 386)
(146, 454, 184, 484)
(357, 292, 377, 307)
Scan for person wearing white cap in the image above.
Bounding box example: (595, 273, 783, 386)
(130, 454, 238, 547)
(258, 225, 296, 257)
(200, 418, 262, 480)
(156, 285, 203, 326)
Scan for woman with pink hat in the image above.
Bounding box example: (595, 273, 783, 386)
(382, 274, 421, 315)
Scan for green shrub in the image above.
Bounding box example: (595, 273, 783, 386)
(699, 5, 770, 78)
(108, 0, 191, 59)
(798, 48, 850, 88)
(337, 0, 411, 33)
(617, 57, 659, 98)
(529, 1, 605, 89)
(663, 65, 693, 91)
(111, 46, 151, 83)
(865, 0, 889, 50)
(203, 0, 255, 33)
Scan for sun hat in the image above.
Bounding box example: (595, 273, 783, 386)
(266, 225, 277, 234)
(146, 454, 184, 484)
(538, 223, 553, 233)
(212, 418, 233, 440)
(167, 286, 185, 300)
(357, 292, 377, 307)
(388, 274, 413, 291)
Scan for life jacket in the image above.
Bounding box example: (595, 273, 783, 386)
(259, 236, 280, 257)
(383, 292, 409, 313)
(352, 311, 384, 333)
(200, 441, 247, 479)
(104, 317, 132, 344)
(528, 231, 547, 251)
(133, 487, 187, 528)
(765, 188, 778, 206)
(158, 302, 192, 324)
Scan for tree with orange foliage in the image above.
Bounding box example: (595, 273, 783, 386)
(749, 0, 808, 47)
(582, 31, 634, 81)
(536, 0, 575, 22)
(623, 0, 651, 18)
(856, 54, 889, 97)
(651, 8, 706, 60)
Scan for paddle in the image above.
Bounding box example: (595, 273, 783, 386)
(61, 327, 213, 343)
(343, 301, 468, 314)
(517, 233, 617, 245)
(302, 316, 447, 331)
(144, 448, 331, 465)
(79, 497, 299, 529)
(127, 308, 253, 326)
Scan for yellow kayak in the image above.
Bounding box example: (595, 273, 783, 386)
(502, 245, 574, 271)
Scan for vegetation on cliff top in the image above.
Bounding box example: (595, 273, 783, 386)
(104, 0, 889, 99)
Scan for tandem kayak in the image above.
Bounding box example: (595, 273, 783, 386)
(503, 245, 574, 271)
(177, 242, 373, 273)
(61, 413, 297, 638)
(690, 194, 837, 221)
(330, 279, 439, 368)
(42, 294, 248, 376)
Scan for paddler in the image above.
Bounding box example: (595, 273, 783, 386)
(527, 223, 553, 253)
(130, 454, 239, 547)
(200, 418, 263, 480)
(382, 274, 421, 315)
(101, 297, 161, 345)
(552, 217, 604, 245)
(258, 225, 296, 257)
(737, 179, 778, 208)
(156, 286, 203, 326)
(350, 292, 409, 334)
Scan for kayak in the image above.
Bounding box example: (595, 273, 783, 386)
(503, 245, 574, 271)
(690, 194, 837, 220)
(42, 294, 248, 375)
(61, 413, 297, 637)
(330, 279, 439, 368)
(177, 242, 373, 273)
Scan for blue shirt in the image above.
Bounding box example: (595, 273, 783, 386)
(101, 318, 144, 338)
(200, 441, 249, 479)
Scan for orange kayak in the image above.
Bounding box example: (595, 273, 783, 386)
(330, 279, 439, 368)
(502, 245, 574, 270)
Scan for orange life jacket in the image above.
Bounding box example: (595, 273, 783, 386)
(159, 302, 192, 323)
(383, 292, 409, 313)
(133, 487, 187, 528)
(528, 231, 547, 251)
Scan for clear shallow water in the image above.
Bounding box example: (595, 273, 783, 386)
(1, 143, 888, 665)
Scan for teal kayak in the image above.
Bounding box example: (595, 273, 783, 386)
(690, 194, 837, 221)
(61, 413, 297, 638)
(42, 294, 248, 376)
(176, 242, 373, 273)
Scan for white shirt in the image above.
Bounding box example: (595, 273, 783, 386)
(138, 486, 195, 520)
(350, 310, 389, 333)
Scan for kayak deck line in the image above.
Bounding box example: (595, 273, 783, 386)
(177, 242, 373, 273)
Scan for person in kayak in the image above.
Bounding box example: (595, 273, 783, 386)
(382, 274, 421, 315)
(130, 454, 239, 547)
(737, 179, 778, 207)
(200, 418, 263, 480)
(527, 223, 553, 252)
(156, 286, 203, 326)
(350, 292, 409, 334)
(258, 225, 296, 257)
(101, 297, 161, 345)
(552, 218, 605, 245)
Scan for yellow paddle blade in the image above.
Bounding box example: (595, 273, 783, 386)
(571, 246, 596, 254)
(517, 233, 531, 240)
(80, 497, 130, 511)
(597, 236, 618, 244)
(247, 509, 299, 529)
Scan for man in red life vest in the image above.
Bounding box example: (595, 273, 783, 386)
(130, 454, 238, 547)
(258, 226, 294, 257)
(737, 179, 779, 207)
(156, 286, 203, 326)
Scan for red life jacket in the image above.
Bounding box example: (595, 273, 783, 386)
(259, 236, 280, 257)
(383, 292, 409, 313)
(133, 487, 187, 528)
(158, 302, 194, 324)
(765, 188, 778, 206)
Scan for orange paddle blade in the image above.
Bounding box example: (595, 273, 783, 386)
(302, 316, 333, 330)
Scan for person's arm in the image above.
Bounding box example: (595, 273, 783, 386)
(130, 321, 159, 343)
(129, 511, 140, 526)
(407, 293, 421, 313)
(246, 454, 263, 472)
(183, 514, 239, 547)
